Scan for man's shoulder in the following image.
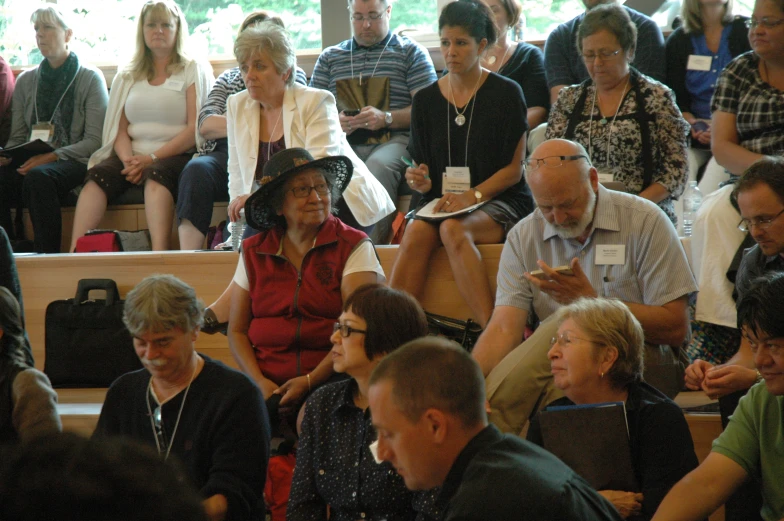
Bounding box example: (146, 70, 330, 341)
(624, 5, 659, 28)
(548, 13, 582, 41)
(105, 368, 150, 399)
(607, 189, 668, 223)
(318, 39, 353, 58)
(200, 356, 259, 391)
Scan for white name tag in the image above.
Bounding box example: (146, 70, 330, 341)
(30, 128, 53, 142)
(443, 166, 471, 195)
(597, 172, 614, 183)
(595, 244, 625, 265)
(162, 78, 185, 91)
(687, 55, 712, 71)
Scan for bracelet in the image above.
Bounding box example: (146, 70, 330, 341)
(306, 373, 311, 392)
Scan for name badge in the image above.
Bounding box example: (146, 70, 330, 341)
(687, 55, 712, 71)
(443, 166, 471, 195)
(30, 122, 55, 143)
(597, 172, 614, 183)
(162, 78, 185, 91)
(595, 244, 625, 265)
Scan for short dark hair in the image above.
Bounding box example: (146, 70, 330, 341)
(737, 272, 784, 340)
(577, 3, 638, 55)
(343, 284, 428, 360)
(439, 0, 497, 47)
(0, 287, 28, 367)
(732, 156, 784, 207)
(0, 433, 207, 521)
(369, 337, 487, 428)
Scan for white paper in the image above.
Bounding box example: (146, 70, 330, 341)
(415, 197, 487, 221)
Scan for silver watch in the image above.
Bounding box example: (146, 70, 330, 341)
(384, 111, 393, 126)
(149, 153, 159, 163)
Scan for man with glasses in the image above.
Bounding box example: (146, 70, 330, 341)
(544, 0, 665, 104)
(93, 275, 270, 521)
(685, 158, 784, 414)
(472, 138, 697, 436)
(309, 0, 437, 243)
(652, 271, 784, 521)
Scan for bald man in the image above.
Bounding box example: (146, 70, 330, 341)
(472, 139, 697, 435)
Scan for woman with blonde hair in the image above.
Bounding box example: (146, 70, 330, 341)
(70, 0, 213, 251)
(527, 298, 698, 520)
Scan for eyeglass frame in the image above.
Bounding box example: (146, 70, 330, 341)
(333, 322, 368, 338)
(745, 17, 784, 29)
(349, 8, 389, 22)
(524, 154, 589, 173)
(288, 182, 331, 199)
(549, 331, 600, 348)
(737, 207, 784, 232)
(581, 49, 622, 62)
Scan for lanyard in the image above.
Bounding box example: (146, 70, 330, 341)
(33, 66, 78, 124)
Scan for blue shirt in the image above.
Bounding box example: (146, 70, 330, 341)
(309, 32, 437, 111)
(686, 25, 733, 119)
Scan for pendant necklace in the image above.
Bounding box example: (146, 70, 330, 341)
(448, 70, 484, 126)
(487, 41, 512, 70)
(145, 358, 199, 462)
(588, 75, 629, 169)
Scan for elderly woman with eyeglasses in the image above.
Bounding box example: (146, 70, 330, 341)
(288, 284, 434, 521)
(710, 0, 784, 183)
(228, 148, 384, 429)
(545, 3, 689, 227)
(526, 298, 698, 520)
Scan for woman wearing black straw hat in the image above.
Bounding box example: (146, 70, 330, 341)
(228, 148, 384, 426)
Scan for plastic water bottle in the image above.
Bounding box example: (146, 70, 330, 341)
(682, 181, 703, 237)
(230, 209, 246, 252)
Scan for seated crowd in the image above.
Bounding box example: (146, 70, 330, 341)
(2, 0, 784, 519)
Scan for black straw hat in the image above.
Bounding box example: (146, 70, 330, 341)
(244, 148, 353, 230)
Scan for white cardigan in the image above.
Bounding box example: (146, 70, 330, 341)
(88, 59, 214, 169)
(226, 83, 395, 227)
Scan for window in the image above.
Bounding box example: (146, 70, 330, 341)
(522, 0, 585, 41)
(0, 0, 323, 67)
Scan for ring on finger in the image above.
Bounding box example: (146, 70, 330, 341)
(408, 179, 414, 185)
(365, 122, 369, 127)
(445, 200, 452, 206)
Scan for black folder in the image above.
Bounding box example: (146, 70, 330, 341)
(0, 139, 55, 163)
(538, 401, 639, 492)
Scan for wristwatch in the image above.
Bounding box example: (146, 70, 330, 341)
(384, 111, 393, 127)
(149, 153, 159, 163)
(473, 189, 483, 203)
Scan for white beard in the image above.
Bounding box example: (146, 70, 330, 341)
(552, 189, 597, 240)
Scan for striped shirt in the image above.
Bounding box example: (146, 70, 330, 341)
(497, 185, 698, 321)
(198, 66, 307, 154)
(309, 32, 437, 111)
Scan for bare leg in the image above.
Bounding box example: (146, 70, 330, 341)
(70, 180, 108, 252)
(439, 212, 505, 328)
(144, 180, 174, 251)
(179, 218, 206, 250)
(388, 219, 440, 300)
(207, 280, 238, 323)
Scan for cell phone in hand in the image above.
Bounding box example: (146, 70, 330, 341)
(343, 109, 361, 117)
(691, 121, 709, 132)
(529, 266, 574, 279)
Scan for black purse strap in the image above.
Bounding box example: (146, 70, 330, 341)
(73, 279, 121, 307)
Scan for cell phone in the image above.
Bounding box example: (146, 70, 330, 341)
(529, 266, 574, 279)
(691, 121, 709, 132)
(343, 109, 361, 117)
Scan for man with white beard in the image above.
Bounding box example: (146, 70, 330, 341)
(472, 138, 697, 435)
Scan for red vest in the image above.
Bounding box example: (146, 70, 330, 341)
(243, 215, 367, 385)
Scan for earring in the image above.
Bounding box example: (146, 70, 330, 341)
(600, 371, 604, 379)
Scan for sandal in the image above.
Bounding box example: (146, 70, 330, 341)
(202, 307, 228, 336)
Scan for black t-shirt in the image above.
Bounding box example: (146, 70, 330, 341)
(408, 73, 532, 217)
(498, 43, 550, 112)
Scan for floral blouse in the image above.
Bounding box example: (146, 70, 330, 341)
(546, 70, 689, 226)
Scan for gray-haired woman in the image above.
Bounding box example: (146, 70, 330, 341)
(527, 298, 698, 520)
(0, 6, 108, 253)
(545, 3, 690, 227)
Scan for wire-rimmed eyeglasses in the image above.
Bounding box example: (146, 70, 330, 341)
(744, 17, 784, 29)
(524, 155, 589, 172)
(737, 208, 784, 232)
(581, 49, 622, 62)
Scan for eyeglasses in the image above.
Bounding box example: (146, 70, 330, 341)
(744, 336, 784, 357)
(333, 322, 368, 338)
(737, 208, 784, 232)
(524, 155, 588, 172)
(550, 331, 598, 347)
(745, 17, 784, 29)
(289, 183, 331, 199)
(152, 406, 168, 452)
(581, 49, 622, 62)
(350, 11, 387, 22)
